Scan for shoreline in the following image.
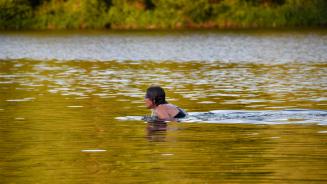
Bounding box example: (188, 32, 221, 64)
(1, 27, 326, 34)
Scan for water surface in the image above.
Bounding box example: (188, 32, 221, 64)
(0, 30, 327, 183)
(1, 29, 327, 62)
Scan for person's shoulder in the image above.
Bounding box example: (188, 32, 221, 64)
(165, 103, 176, 107)
(156, 104, 167, 110)
(155, 104, 174, 111)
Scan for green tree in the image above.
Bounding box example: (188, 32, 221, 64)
(0, 0, 326, 30)
(0, 0, 32, 29)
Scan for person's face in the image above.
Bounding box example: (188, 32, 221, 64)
(144, 98, 154, 109)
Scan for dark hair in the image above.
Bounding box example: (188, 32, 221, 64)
(145, 86, 168, 106)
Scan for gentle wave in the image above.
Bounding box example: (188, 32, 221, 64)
(116, 109, 327, 125)
(1, 31, 327, 63)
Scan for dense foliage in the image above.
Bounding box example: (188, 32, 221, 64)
(0, 0, 326, 30)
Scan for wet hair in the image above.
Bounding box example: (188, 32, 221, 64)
(145, 86, 168, 106)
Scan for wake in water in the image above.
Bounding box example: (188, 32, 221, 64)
(116, 109, 327, 125)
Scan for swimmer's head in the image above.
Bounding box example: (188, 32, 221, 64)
(144, 86, 167, 108)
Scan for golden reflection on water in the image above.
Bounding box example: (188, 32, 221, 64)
(0, 59, 327, 183)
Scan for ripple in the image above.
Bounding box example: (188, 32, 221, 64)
(1, 31, 327, 63)
(116, 109, 327, 125)
(15, 117, 25, 120)
(116, 116, 143, 121)
(0, 81, 14, 84)
(67, 106, 84, 108)
(161, 153, 174, 156)
(81, 149, 107, 153)
(92, 93, 108, 97)
(6, 97, 35, 102)
(197, 101, 216, 104)
(311, 97, 327, 102)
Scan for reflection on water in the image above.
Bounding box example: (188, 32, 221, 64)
(1, 59, 326, 112)
(1, 30, 327, 63)
(0, 30, 327, 183)
(1, 59, 326, 183)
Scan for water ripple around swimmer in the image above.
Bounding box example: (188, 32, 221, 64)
(116, 109, 327, 125)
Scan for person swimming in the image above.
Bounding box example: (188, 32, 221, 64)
(144, 86, 187, 122)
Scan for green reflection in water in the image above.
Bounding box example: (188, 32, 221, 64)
(0, 59, 327, 183)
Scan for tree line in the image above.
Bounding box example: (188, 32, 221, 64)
(0, 0, 326, 30)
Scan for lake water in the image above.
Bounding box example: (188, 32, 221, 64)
(0, 30, 327, 183)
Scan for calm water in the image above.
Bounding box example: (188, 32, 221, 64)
(0, 30, 327, 183)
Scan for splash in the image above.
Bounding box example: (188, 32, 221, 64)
(116, 109, 327, 125)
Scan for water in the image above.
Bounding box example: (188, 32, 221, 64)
(0, 30, 327, 183)
(118, 109, 327, 125)
(1, 30, 327, 62)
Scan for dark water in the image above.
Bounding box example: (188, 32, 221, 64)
(0, 30, 327, 183)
